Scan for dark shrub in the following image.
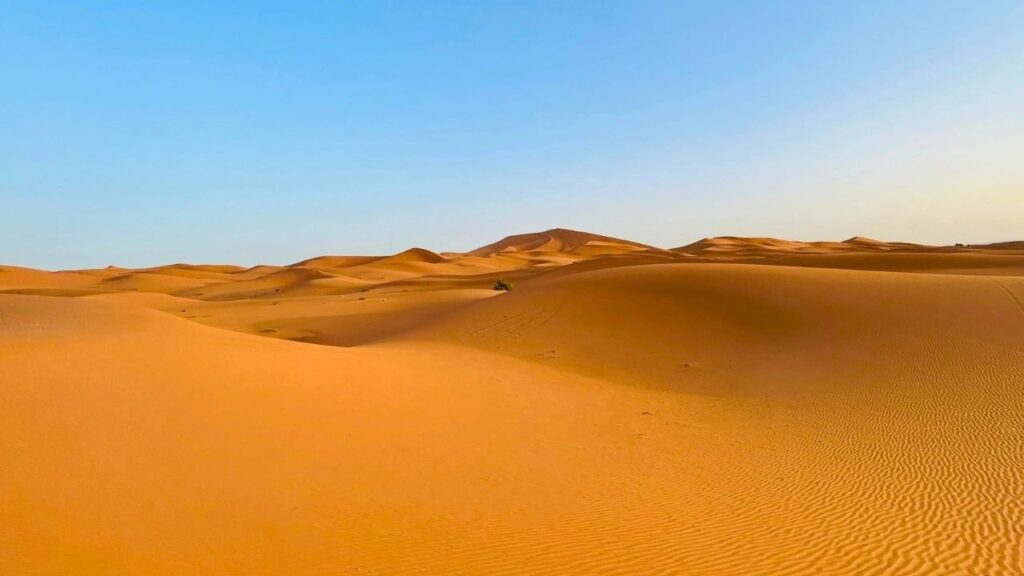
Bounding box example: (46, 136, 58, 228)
(493, 279, 513, 291)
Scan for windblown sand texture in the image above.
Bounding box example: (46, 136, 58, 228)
(3, 229, 1024, 574)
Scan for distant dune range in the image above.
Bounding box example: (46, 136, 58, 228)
(3, 229, 1024, 574)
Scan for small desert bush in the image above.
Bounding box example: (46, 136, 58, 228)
(493, 279, 513, 291)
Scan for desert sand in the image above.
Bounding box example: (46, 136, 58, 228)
(3, 228, 1024, 574)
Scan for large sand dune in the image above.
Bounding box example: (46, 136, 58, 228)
(3, 229, 1023, 574)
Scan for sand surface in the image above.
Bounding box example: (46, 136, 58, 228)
(3, 229, 1024, 574)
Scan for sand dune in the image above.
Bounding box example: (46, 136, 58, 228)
(289, 254, 383, 269)
(0, 265, 103, 293)
(979, 240, 1024, 250)
(673, 236, 1024, 275)
(399, 263, 1024, 390)
(468, 227, 653, 257)
(674, 235, 1024, 255)
(3, 229, 1024, 574)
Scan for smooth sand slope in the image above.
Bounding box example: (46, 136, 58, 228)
(3, 229, 1024, 575)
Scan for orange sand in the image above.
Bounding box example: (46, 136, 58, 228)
(3, 229, 1024, 574)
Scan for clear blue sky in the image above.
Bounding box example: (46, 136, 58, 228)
(2, 1, 1022, 269)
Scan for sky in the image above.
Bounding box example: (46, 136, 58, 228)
(2, 1, 1022, 269)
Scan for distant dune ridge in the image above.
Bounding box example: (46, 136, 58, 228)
(467, 227, 654, 256)
(674, 234, 985, 254)
(3, 228, 1024, 574)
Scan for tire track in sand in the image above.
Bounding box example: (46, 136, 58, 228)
(994, 279, 1024, 317)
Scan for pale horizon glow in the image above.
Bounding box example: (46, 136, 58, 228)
(2, 1, 1022, 269)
